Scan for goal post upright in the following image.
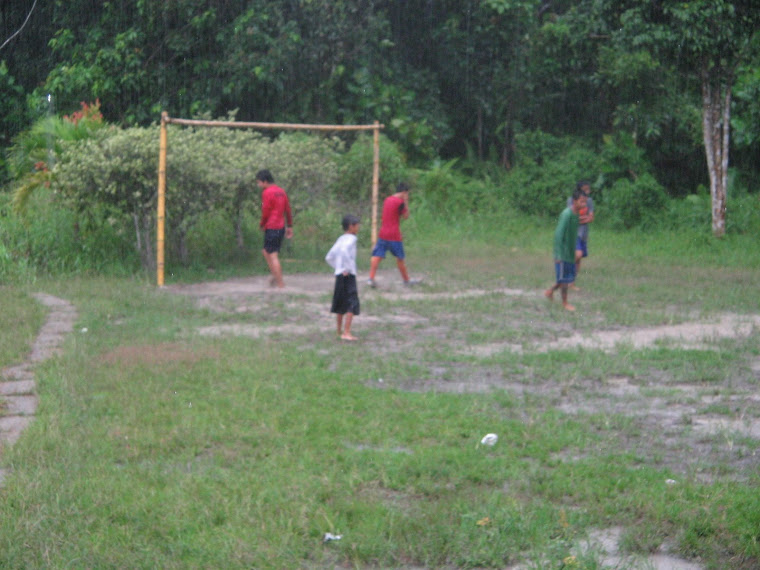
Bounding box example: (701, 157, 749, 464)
(372, 121, 380, 249)
(156, 114, 384, 287)
(157, 112, 168, 287)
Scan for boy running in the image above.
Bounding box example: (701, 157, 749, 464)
(545, 188, 587, 311)
(326, 215, 361, 341)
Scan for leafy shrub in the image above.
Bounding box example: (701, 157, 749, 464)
(507, 132, 602, 216)
(414, 159, 507, 219)
(663, 193, 711, 232)
(605, 173, 668, 229)
(337, 134, 407, 202)
(0, 190, 138, 281)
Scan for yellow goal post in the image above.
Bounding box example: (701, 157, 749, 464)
(156, 111, 384, 286)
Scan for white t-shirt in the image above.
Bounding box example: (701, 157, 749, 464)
(325, 233, 357, 276)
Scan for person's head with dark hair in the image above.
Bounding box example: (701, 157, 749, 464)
(342, 214, 361, 231)
(576, 180, 590, 194)
(396, 182, 410, 193)
(256, 169, 274, 184)
(571, 187, 585, 202)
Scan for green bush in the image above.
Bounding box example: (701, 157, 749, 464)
(0, 190, 139, 281)
(414, 159, 508, 218)
(337, 133, 408, 202)
(663, 193, 711, 232)
(605, 173, 668, 229)
(507, 133, 602, 217)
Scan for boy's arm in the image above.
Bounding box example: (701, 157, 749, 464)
(284, 196, 294, 238)
(400, 194, 410, 220)
(260, 191, 270, 229)
(580, 199, 594, 224)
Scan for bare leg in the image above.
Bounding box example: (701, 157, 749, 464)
(262, 249, 285, 288)
(544, 282, 560, 300)
(336, 314, 343, 337)
(369, 256, 382, 280)
(571, 250, 583, 290)
(560, 284, 575, 311)
(396, 259, 410, 282)
(341, 313, 357, 340)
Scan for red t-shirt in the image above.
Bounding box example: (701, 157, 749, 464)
(259, 184, 293, 230)
(378, 194, 407, 241)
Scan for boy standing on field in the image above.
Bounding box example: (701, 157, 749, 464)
(326, 215, 361, 341)
(367, 182, 421, 288)
(257, 169, 293, 288)
(545, 188, 588, 311)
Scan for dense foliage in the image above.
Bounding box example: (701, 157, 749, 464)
(1, 1, 759, 189)
(1, 0, 760, 280)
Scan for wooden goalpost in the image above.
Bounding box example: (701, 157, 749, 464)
(156, 111, 384, 286)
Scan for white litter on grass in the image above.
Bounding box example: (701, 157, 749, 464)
(80, 327, 88, 333)
(323, 532, 342, 542)
(666, 479, 678, 485)
(480, 433, 498, 446)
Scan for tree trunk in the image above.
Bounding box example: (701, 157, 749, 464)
(701, 67, 731, 237)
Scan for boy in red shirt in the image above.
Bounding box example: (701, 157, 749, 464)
(257, 169, 293, 288)
(367, 182, 421, 288)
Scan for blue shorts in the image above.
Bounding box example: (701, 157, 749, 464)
(371, 239, 405, 260)
(554, 261, 576, 284)
(575, 237, 588, 258)
(263, 228, 285, 253)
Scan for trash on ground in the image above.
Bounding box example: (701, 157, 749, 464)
(480, 433, 498, 446)
(323, 532, 342, 543)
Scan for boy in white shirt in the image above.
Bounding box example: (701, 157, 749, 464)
(325, 215, 361, 341)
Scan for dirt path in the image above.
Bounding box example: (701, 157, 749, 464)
(167, 273, 760, 353)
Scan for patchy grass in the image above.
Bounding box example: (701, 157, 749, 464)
(1, 223, 759, 569)
(0, 287, 46, 368)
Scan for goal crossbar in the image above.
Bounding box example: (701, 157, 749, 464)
(156, 112, 384, 286)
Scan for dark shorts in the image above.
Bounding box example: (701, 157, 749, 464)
(371, 239, 405, 260)
(331, 274, 360, 315)
(554, 261, 576, 284)
(575, 237, 588, 258)
(263, 228, 285, 254)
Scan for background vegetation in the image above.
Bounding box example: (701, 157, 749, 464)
(2, 1, 759, 195)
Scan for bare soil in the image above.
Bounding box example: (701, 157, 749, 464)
(166, 272, 760, 483)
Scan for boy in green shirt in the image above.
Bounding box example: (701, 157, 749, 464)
(544, 188, 588, 311)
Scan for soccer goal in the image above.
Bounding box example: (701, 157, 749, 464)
(156, 112, 384, 286)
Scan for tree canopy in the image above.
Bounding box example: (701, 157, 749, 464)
(2, 0, 759, 228)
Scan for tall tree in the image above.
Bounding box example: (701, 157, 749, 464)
(613, 0, 759, 236)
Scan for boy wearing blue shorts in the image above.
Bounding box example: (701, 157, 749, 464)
(367, 182, 420, 288)
(545, 188, 587, 311)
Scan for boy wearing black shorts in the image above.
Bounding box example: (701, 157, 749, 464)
(326, 215, 361, 341)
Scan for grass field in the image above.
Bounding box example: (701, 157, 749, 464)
(1, 220, 759, 569)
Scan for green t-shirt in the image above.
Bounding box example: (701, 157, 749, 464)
(553, 207, 579, 262)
